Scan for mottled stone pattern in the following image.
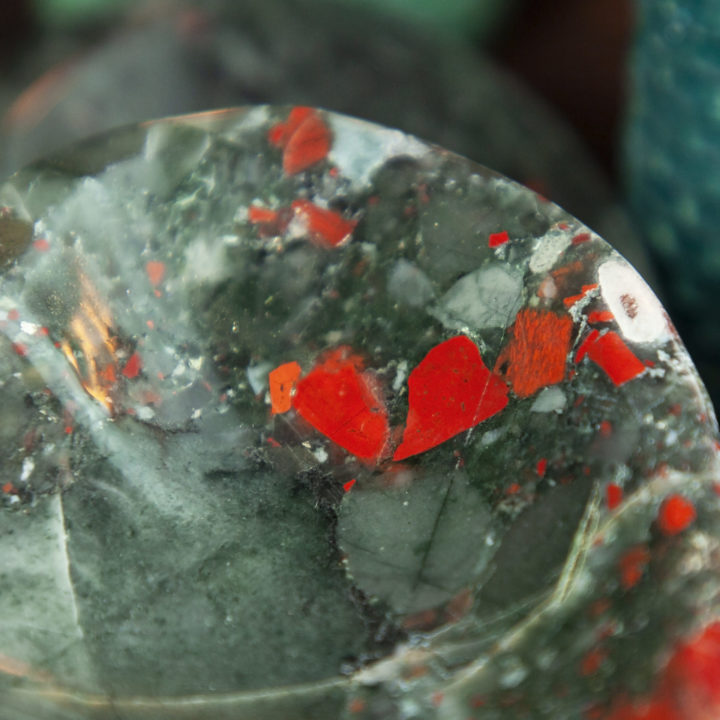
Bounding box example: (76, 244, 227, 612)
(0, 107, 718, 719)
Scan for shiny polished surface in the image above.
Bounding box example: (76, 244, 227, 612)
(0, 107, 718, 719)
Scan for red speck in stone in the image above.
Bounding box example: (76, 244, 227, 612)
(657, 494, 696, 536)
(580, 647, 607, 677)
(99, 364, 117, 385)
(584, 706, 606, 720)
(606, 483, 623, 510)
(590, 598, 612, 617)
(247, 204, 293, 237)
(661, 622, 720, 718)
(33, 237, 50, 251)
(393, 335, 509, 461)
(2, 482, 14, 494)
(432, 692, 444, 707)
(64, 425, 73, 434)
(266, 437, 281, 448)
(121, 352, 142, 379)
(7, 309, 19, 321)
(619, 545, 650, 590)
(145, 261, 166, 287)
(329, 166, 339, 177)
(564, 283, 599, 308)
(248, 205, 279, 224)
(175, 8, 209, 36)
(563, 293, 583, 308)
(604, 623, 720, 720)
(402, 608, 439, 631)
(268, 106, 312, 146)
(348, 698, 366, 714)
(470, 695, 487, 709)
(588, 310, 615, 324)
(12, 342, 27, 357)
(268, 361, 302, 415)
(507, 483, 521, 495)
(38, 326, 49, 336)
(488, 230, 510, 248)
(268, 107, 331, 175)
(293, 346, 389, 462)
(291, 199, 358, 248)
(141, 390, 163, 406)
(575, 330, 601, 363)
(552, 260, 584, 281)
(583, 331, 646, 386)
(494, 308, 573, 398)
(343, 479, 357, 493)
(599, 420, 613, 437)
(572, 232, 591, 245)
(537, 458, 548, 477)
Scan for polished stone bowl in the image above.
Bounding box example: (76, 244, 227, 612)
(0, 108, 718, 720)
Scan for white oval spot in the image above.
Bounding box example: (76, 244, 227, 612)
(598, 259, 669, 344)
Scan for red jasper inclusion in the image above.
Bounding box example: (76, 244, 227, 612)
(393, 335, 508, 461)
(292, 347, 389, 462)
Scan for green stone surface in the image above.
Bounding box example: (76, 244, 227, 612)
(0, 107, 718, 720)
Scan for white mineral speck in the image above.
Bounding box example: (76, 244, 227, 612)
(500, 659, 528, 688)
(388, 260, 435, 307)
(393, 360, 409, 392)
(531, 386, 567, 413)
(20, 321, 40, 335)
(598, 259, 669, 344)
(313, 447, 329, 464)
(20, 457, 35, 483)
(246, 362, 272, 395)
(183, 237, 232, 284)
(328, 115, 428, 188)
(530, 231, 572, 274)
(440, 264, 522, 329)
(137, 406, 155, 421)
(480, 428, 505, 446)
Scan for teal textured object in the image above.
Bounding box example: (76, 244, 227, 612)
(625, 0, 720, 396)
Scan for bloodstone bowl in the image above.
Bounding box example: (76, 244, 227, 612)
(0, 107, 718, 720)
